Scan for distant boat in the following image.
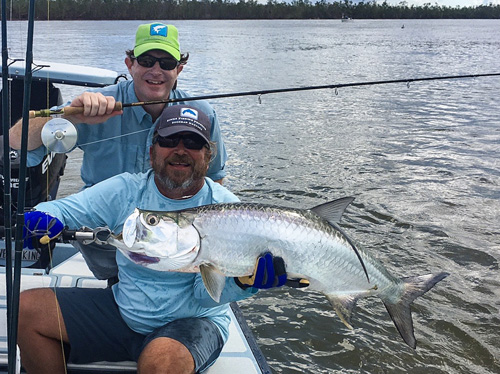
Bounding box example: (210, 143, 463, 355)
(402, 24, 405, 29)
(341, 13, 353, 22)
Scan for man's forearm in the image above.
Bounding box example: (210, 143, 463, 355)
(9, 117, 50, 150)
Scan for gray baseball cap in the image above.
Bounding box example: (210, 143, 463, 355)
(154, 105, 211, 144)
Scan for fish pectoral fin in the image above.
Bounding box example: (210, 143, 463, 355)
(326, 294, 360, 330)
(200, 264, 226, 303)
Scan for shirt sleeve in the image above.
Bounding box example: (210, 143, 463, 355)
(35, 173, 137, 233)
(26, 146, 46, 167)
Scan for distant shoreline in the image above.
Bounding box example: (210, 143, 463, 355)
(2, 0, 499, 21)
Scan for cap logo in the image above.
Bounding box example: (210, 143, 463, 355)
(180, 108, 198, 120)
(150, 23, 167, 37)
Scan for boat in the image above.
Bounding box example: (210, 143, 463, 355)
(0, 251, 270, 374)
(0, 60, 271, 374)
(341, 13, 353, 22)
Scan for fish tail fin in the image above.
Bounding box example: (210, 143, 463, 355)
(383, 272, 449, 349)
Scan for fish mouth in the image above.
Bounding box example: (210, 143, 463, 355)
(128, 251, 160, 265)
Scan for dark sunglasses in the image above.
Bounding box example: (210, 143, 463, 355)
(154, 134, 207, 150)
(134, 55, 180, 71)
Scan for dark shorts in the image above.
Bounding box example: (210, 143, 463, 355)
(56, 287, 224, 373)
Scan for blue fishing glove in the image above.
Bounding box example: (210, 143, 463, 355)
(23, 211, 64, 250)
(235, 252, 309, 289)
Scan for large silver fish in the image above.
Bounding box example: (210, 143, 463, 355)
(109, 197, 449, 349)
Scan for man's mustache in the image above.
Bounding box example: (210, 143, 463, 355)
(165, 155, 193, 165)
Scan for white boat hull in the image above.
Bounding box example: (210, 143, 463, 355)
(0, 245, 268, 374)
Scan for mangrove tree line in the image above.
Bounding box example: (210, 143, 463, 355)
(2, 0, 500, 20)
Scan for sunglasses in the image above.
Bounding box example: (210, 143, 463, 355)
(154, 134, 207, 150)
(134, 55, 180, 71)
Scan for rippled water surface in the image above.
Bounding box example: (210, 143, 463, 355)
(4, 19, 500, 373)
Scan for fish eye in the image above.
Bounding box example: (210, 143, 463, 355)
(145, 214, 160, 226)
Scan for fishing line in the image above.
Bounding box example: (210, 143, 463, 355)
(77, 128, 150, 147)
(33, 4, 70, 372)
(43, 2, 69, 371)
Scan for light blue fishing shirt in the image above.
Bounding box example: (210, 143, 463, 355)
(36, 171, 255, 341)
(28, 80, 227, 188)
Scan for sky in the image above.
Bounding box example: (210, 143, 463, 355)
(367, 0, 499, 6)
(278, 0, 500, 8)
(398, 0, 499, 6)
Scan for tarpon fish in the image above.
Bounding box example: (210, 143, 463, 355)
(109, 197, 449, 349)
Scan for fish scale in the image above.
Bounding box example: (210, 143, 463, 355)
(194, 205, 346, 278)
(110, 197, 449, 349)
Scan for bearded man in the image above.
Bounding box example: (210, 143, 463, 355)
(17, 105, 290, 374)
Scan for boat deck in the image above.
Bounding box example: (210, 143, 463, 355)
(0, 250, 269, 374)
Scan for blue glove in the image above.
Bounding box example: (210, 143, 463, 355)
(235, 252, 288, 289)
(23, 211, 64, 250)
(236, 252, 310, 290)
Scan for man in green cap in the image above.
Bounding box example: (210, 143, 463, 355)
(9, 23, 228, 282)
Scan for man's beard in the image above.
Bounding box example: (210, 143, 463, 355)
(152, 150, 209, 191)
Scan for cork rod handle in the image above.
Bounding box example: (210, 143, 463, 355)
(62, 102, 123, 116)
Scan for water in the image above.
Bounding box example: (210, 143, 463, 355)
(3, 19, 500, 373)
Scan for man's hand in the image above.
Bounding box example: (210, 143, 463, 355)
(64, 92, 122, 124)
(235, 252, 309, 289)
(23, 211, 64, 250)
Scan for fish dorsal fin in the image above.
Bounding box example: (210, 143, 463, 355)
(312, 197, 370, 283)
(310, 197, 355, 225)
(200, 264, 226, 303)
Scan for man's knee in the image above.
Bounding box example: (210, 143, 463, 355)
(138, 337, 194, 374)
(18, 288, 67, 340)
(19, 288, 55, 323)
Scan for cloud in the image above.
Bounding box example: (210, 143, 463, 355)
(256, 0, 499, 8)
(400, 0, 499, 6)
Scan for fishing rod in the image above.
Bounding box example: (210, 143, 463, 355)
(8, 0, 36, 372)
(0, 225, 112, 246)
(1, 1, 15, 370)
(29, 72, 500, 118)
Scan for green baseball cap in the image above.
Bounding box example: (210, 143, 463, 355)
(134, 23, 180, 61)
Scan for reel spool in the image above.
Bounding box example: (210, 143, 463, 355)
(40, 118, 77, 153)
